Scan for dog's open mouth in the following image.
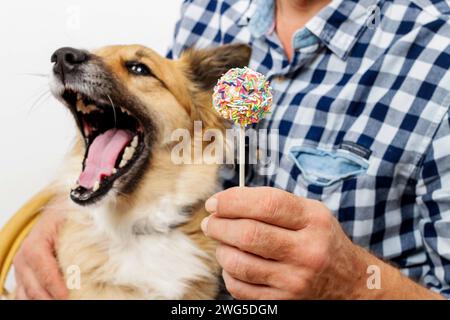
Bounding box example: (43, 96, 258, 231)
(62, 90, 145, 205)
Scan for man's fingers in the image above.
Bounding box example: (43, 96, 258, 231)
(216, 244, 294, 288)
(206, 187, 311, 230)
(222, 270, 292, 300)
(14, 268, 26, 300)
(24, 244, 69, 299)
(12, 203, 68, 300)
(15, 264, 51, 300)
(205, 216, 299, 261)
(15, 285, 27, 300)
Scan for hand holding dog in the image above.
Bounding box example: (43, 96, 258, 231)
(13, 206, 68, 300)
(201, 187, 443, 300)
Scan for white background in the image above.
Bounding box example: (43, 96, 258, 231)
(0, 0, 183, 228)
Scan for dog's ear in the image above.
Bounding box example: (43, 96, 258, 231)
(178, 44, 251, 128)
(182, 44, 251, 90)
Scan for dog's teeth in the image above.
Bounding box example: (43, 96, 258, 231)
(86, 104, 97, 113)
(76, 99, 85, 113)
(119, 159, 127, 168)
(122, 146, 135, 161)
(93, 181, 100, 192)
(122, 149, 130, 161)
(112, 168, 117, 174)
(129, 146, 136, 157)
(131, 136, 138, 148)
(118, 144, 136, 168)
(120, 107, 132, 115)
(76, 99, 99, 114)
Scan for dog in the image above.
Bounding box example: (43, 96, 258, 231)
(23, 43, 251, 299)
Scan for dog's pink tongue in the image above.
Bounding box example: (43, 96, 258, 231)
(78, 129, 133, 189)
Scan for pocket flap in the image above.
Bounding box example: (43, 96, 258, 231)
(289, 146, 369, 187)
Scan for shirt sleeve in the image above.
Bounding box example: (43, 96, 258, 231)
(166, 0, 224, 59)
(416, 108, 450, 298)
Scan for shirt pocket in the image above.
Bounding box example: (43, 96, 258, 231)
(289, 145, 369, 187)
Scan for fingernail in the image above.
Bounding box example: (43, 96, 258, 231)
(205, 196, 218, 213)
(201, 216, 210, 235)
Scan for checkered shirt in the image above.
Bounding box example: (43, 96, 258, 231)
(167, 0, 450, 297)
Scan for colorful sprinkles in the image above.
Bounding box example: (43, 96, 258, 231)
(212, 67, 272, 127)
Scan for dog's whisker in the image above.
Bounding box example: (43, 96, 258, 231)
(27, 90, 52, 115)
(115, 189, 131, 199)
(106, 94, 118, 128)
(114, 189, 133, 204)
(164, 144, 173, 154)
(17, 72, 50, 78)
(23, 83, 49, 102)
(111, 190, 132, 211)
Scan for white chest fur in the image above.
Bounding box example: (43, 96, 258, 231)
(100, 230, 211, 299)
(61, 196, 213, 299)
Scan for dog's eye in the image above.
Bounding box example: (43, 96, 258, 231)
(125, 61, 152, 76)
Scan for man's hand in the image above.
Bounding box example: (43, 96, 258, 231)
(201, 187, 444, 300)
(13, 204, 68, 300)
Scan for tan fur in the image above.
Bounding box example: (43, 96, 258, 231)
(41, 44, 250, 299)
(56, 151, 222, 299)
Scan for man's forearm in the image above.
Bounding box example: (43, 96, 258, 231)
(350, 245, 445, 300)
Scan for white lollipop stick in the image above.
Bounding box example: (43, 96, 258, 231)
(239, 125, 245, 187)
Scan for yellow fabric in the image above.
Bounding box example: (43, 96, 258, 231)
(0, 190, 54, 296)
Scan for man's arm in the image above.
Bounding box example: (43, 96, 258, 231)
(201, 186, 446, 299)
(348, 243, 444, 299)
(13, 194, 68, 300)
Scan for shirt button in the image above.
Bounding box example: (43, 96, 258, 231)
(273, 75, 286, 82)
(256, 148, 262, 161)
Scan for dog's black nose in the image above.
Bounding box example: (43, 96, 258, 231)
(51, 47, 87, 75)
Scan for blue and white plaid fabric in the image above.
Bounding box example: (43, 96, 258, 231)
(168, 0, 450, 297)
